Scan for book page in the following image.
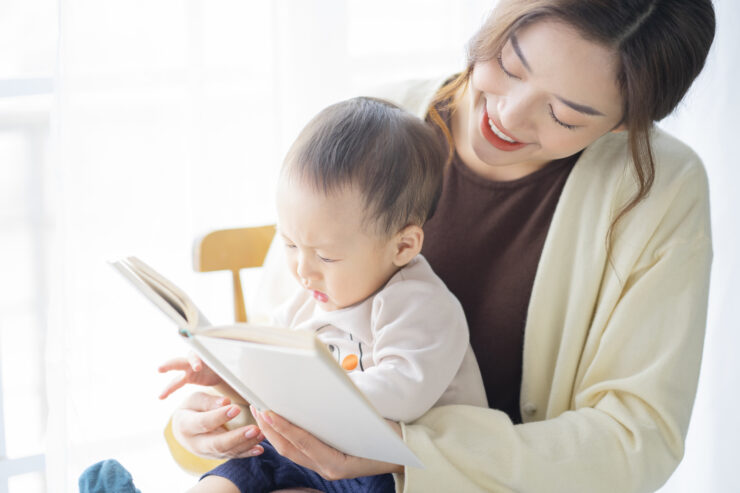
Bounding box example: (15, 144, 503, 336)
(126, 257, 203, 328)
(111, 257, 207, 330)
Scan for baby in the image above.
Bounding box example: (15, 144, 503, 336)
(165, 97, 487, 493)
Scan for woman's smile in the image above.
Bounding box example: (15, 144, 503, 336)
(480, 106, 528, 151)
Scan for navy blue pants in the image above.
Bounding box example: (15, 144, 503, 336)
(204, 441, 396, 493)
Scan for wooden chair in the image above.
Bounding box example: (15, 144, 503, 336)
(192, 224, 277, 323)
(164, 224, 276, 474)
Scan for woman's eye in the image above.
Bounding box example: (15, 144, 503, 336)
(284, 243, 296, 249)
(548, 105, 578, 131)
(497, 52, 519, 80)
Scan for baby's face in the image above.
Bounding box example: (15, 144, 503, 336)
(276, 177, 399, 311)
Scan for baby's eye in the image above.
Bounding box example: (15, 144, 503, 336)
(318, 255, 336, 263)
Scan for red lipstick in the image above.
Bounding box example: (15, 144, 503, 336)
(480, 108, 527, 152)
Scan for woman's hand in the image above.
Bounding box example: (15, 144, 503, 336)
(171, 391, 266, 459)
(158, 353, 223, 399)
(252, 406, 404, 480)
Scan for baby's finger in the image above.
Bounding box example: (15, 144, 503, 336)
(157, 357, 191, 373)
(158, 374, 188, 400)
(187, 352, 203, 372)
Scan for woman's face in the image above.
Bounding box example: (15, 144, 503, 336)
(458, 19, 625, 180)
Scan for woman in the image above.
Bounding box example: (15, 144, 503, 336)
(169, 1, 716, 491)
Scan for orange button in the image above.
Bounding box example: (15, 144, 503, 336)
(342, 354, 358, 371)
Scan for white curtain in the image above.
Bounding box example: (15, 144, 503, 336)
(46, 0, 739, 491)
(657, 0, 740, 491)
(47, 1, 492, 491)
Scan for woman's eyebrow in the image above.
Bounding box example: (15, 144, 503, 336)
(510, 33, 532, 72)
(510, 33, 606, 117)
(555, 96, 605, 116)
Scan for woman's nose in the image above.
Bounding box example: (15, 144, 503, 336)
(497, 87, 535, 135)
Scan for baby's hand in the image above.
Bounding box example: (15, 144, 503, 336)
(158, 353, 223, 400)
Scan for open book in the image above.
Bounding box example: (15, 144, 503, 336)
(111, 256, 422, 468)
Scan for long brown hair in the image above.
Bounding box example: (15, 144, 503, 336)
(429, 0, 715, 246)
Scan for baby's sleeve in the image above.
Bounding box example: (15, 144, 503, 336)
(347, 278, 472, 422)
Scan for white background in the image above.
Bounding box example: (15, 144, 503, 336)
(0, 1, 737, 492)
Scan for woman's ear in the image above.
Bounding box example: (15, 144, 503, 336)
(392, 225, 424, 267)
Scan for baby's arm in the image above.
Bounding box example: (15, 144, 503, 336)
(348, 279, 474, 423)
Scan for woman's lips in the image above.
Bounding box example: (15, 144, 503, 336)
(313, 290, 328, 303)
(480, 108, 528, 152)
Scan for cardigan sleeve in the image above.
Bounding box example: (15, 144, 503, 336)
(397, 161, 712, 492)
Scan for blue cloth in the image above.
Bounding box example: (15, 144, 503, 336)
(78, 459, 141, 493)
(204, 440, 395, 493)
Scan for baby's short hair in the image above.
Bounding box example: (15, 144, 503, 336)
(282, 97, 447, 236)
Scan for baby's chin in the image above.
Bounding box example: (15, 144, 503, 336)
(315, 300, 341, 312)
(317, 295, 372, 312)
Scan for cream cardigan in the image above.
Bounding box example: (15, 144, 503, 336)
(171, 78, 712, 492)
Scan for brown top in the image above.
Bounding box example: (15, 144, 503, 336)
(422, 145, 577, 424)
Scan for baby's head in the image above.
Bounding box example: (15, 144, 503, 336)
(277, 97, 446, 311)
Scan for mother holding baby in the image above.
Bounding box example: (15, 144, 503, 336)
(169, 1, 716, 491)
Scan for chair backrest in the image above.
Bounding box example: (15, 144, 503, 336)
(192, 225, 276, 322)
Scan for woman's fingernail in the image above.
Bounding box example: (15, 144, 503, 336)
(261, 411, 274, 425)
(244, 426, 259, 439)
(226, 406, 240, 418)
(248, 446, 263, 456)
(219, 397, 229, 406)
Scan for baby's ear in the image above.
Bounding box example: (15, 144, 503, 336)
(392, 225, 424, 267)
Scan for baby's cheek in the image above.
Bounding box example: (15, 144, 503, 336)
(287, 262, 301, 282)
